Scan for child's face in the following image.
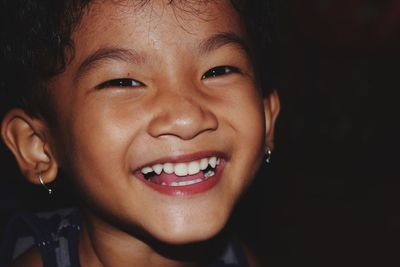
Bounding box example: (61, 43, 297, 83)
(48, 0, 273, 244)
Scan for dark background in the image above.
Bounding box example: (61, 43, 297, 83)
(234, 0, 400, 266)
(1, 1, 399, 266)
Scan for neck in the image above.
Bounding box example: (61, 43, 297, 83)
(78, 210, 229, 267)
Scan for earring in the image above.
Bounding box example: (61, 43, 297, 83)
(39, 174, 53, 195)
(265, 146, 272, 164)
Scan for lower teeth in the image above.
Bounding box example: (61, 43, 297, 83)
(204, 170, 215, 179)
(162, 169, 216, 187)
(170, 178, 203, 187)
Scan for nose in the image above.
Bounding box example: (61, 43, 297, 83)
(147, 91, 218, 140)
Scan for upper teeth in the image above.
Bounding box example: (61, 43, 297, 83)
(141, 157, 220, 177)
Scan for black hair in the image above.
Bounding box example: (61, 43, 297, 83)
(0, 0, 90, 122)
(237, 0, 276, 94)
(0, 0, 275, 123)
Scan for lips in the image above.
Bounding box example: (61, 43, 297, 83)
(133, 153, 226, 196)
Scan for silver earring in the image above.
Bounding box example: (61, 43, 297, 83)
(39, 174, 52, 195)
(265, 146, 272, 164)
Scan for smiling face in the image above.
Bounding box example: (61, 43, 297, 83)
(47, 0, 269, 244)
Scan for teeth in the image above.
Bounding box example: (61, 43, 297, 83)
(140, 156, 221, 176)
(209, 157, 217, 168)
(204, 170, 215, 179)
(163, 163, 174, 174)
(152, 164, 163, 175)
(200, 158, 208, 170)
(141, 167, 153, 174)
(174, 163, 188, 176)
(188, 161, 200, 175)
(170, 178, 203, 187)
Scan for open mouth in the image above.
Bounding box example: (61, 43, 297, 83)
(139, 156, 221, 187)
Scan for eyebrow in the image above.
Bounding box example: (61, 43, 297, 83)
(198, 31, 250, 55)
(74, 47, 144, 83)
(74, 32, 249, 83)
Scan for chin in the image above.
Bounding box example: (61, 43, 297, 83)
(149, 214, 229, 246)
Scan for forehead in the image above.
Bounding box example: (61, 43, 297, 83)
(71, 0, 244, 57)
(82, 0, 242, 29)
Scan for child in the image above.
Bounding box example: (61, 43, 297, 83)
(0, 0, 280, 266)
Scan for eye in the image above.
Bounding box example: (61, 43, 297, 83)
(96, 78, 143, 89)
(201, 66, 240, 79)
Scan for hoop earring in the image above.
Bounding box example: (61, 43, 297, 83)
(265, 146, 272, 164)
(39, 174, 53, 195)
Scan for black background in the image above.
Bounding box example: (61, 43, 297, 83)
(234, 1, 400, 266)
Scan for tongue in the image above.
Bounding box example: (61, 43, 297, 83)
(149, 172, 205, 185)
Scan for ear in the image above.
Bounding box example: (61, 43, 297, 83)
(263, 90, 280, 150)
(1, 109, 58, 185)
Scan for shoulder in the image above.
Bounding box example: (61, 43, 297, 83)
(8, 246, 43, 267)
(241, 242, 262, 267)
(1, 208, 81, 267)
(216, 237, 261, 267)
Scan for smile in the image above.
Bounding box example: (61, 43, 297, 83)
(141, 156, 220, 185)
(141, 156, 221, 187)
(133, 153, 226, 196)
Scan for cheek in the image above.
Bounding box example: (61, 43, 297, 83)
(57, 107, 145, 216)
(218, 88, 266, 193)
(57, 101, 139, 181)
(227, 86, 265, 148)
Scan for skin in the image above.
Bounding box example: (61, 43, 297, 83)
(1, 0, 280, 266)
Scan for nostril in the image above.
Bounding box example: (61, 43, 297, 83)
(147, 103, 218, 140)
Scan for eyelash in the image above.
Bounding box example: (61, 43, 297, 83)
(96, 78, 143, 89)
(201, 66, 240, 79)
(97, 66, 240, 89)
